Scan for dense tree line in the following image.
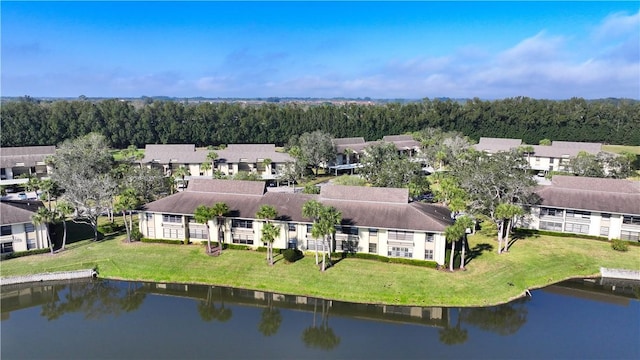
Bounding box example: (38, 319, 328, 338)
(2, 97, 639, 148)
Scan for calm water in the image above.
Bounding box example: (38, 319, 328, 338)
(2, 278, 638, 359)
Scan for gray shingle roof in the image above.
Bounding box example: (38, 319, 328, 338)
(0, 146, 56, 168)
(474, 137, 522, 152)
(141, 144, 208, 164)
(1, 200, 44, 225)
(187, 178, 266, 195)
(142, 180, 452, 232)
(215, 144, 292, 163)
(320, 184, 409, 204)
(535, 176, 640, 215)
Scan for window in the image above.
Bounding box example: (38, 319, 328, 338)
(425, 249, 434, 260)
(27, 238, 37, 250)
(147, 227, 155, 238)
(622, 216, 640, 226)
(288, 223, 297, 232)
(162, 228, 182, 239)
(369, 243, 377, 253)
(232, 219, 253, 229)
(369, 229, 378, 237)
(565, 223, 589, 234)
(162, 214, 181, 223)
(146, 213, 154, 221)
(600, 227, 609, 237)
(426, 233, 435, 242)
(232, 233, 254, 245)
(306, 224, 314, 233)
(337, 240, 358, 252)
(601, 213, 611, 219)
(24, 223, 35, 232)
(566, 210, 590, 219)
(1, 242, 14, 253)
(388, 230, 413, 241)
(189, 227, 207, 239)
(1, 226, 11, 236)
(540, 208, 563, 217)
(620, 230, 639, 242)
(388, 246, 412, 258)
(540, 221, 562, 232)
(341, 226, 358, 235)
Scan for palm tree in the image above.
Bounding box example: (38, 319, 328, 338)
(206, 151, 218, 173)
(172, 166, 190, 190)
(302, 200, 323, 265)
(315, 206, 342, 272)
(454, 216, 474, 270)
(55, 201, 74, 251)
(495, 203, 522, 254)
(445, 222, 465, 272)
(114, 188, 140, 242)
(194, 205, 215, 253)
(200, 161, 211, 177)
(39, 179, 59, 210)
(256, 204, 279, 265)
(211, 202, 230, 253)
(32, 207, 56, 254)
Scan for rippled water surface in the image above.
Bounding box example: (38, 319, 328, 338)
(2, 278, 638, 359)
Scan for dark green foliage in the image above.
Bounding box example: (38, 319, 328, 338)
(141, 238, 184, 245)
(2, 98, 638, 148)
(611, 239, 629, 252)
(226, 244, 250, 251)
(1, 248, 51, 260)
(98, 222, 124, 235)
(303, 184, 320, 194)
(337, 251, 438, 268)
(130, 227, 143, 242)
(282, 248, 304, 263)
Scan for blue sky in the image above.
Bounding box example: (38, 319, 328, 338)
(2, 1, 639, 99)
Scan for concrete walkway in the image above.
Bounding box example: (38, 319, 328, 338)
(600, 267, 640, 281)
(0, 269, 97, 286)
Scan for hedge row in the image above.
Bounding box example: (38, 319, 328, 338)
(1, 248, 51, 260)
(140, 238, 184, 245)
(335, 251, 438, 268)
(514, 228, 640, 246)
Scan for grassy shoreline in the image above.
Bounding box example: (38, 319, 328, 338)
(1, 230, 638, 307)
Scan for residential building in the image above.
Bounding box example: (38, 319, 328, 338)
(521, 176, 640, 241)
(330, 135, 421, 174)
(140, 144, 208, 177)
(0, 146, 56, 186)
(139, 179, 453, 264)
(1, 200, 50, 254)
(141, 144, 292, 180)
(474, 137, 604, 173)
(215, 144, 292, 180)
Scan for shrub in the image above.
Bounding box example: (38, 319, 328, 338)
(1, 248, 51, 260)
(130, 228, 143, 242)
(141, 238, 184, 245)
(283, 248, 304, 263)
(98, 222, 123, 235)
(611, 239, 629, 252)
(335, 251, 437, 268)
(226, 244, 249, 251)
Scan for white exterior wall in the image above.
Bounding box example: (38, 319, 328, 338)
(529, 156, 571, 172)
(139, 211, 447, 263)
(1, 222, 48, 252)
(524, 206, 638, 240)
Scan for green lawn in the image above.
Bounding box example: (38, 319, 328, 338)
(1, 229, 638, 307)
(602, 144, 640, 155)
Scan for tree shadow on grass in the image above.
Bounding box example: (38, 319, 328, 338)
(466, 243, 493, 265)
(505, 229, 541, 251)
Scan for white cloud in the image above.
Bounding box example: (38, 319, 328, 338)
(593, 10, 640, 40)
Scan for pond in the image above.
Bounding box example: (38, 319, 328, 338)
(2, 278, 638, 359)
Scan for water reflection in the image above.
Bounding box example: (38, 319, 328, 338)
(1, 277, 638, 358)
(302, 299, 340, 350)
